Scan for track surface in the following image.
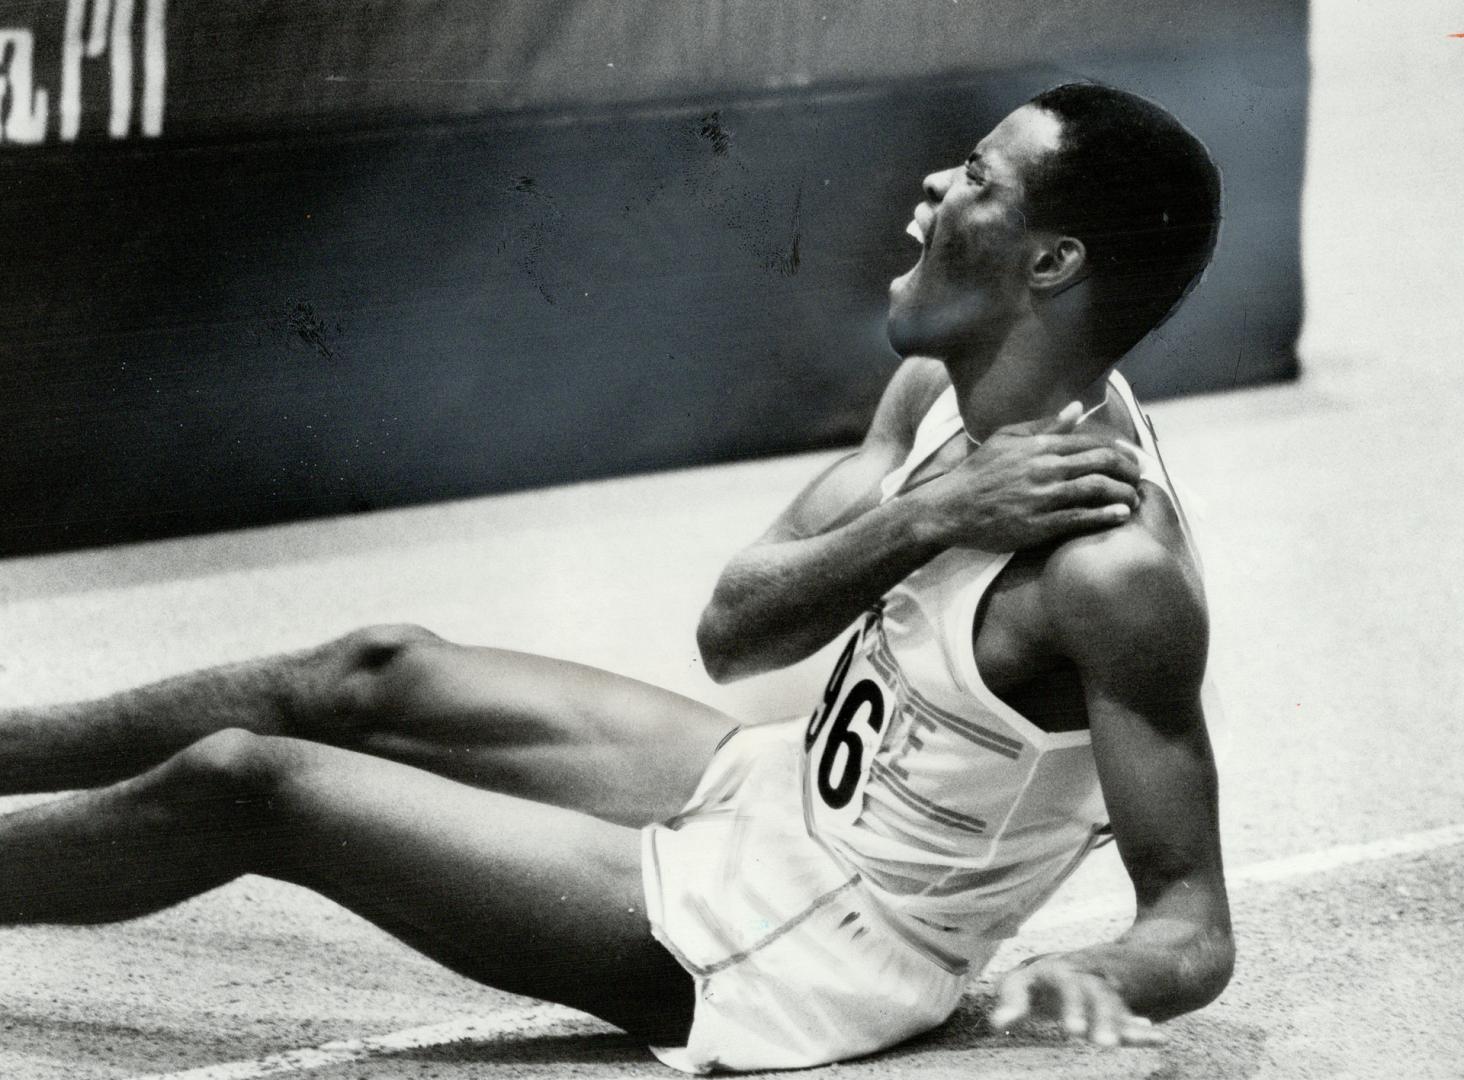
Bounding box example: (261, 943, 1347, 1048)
(4, 329, 1461, 1079)
(3, 5, 1463, 1078)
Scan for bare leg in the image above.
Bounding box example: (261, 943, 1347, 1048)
(0, 730, 694, 1043)
(0, 641, 303, 793)
(0, 625, 736, 826)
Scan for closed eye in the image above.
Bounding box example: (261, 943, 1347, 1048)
(964, 151, 987, 185)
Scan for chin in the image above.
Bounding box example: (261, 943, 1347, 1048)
(886, 296, 951, 359)
(885, 313, 920, 358)
(885, 274, 924, 356)
(885, 300, 919, 357)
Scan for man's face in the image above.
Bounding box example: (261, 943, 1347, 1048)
(887, 104, 1066, 358)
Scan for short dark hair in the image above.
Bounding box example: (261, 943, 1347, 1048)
(1024, 83, 1222, 360)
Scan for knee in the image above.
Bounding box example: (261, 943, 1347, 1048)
(162, 728, 292, 802)
(333, 623, 443, 671)
(290, 623, 443, 736)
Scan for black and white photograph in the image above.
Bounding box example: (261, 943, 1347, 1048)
(0, 2, 1458, 1077)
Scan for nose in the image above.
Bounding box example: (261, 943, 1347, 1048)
(922, 167, 955, 204)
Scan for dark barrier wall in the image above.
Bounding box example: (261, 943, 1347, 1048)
(0, 1, 1307, 554)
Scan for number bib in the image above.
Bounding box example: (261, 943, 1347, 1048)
(804, 618, 895, 829)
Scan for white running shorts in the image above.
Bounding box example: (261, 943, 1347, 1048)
(641, 719, 967, 1073)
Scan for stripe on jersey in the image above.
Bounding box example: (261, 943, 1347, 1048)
(868, 631, 1023, 760)
(870, 760, 987, 835)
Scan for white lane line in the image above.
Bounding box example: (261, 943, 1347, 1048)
(131, 822, 1464, 1080)
(1024, 821, 1464, 932)
(129, 1004, 597, 1080)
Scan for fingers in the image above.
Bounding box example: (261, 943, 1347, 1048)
(1003, 401, 1084, 439)
(1083, 977, 1123, 1045)
(1050, 446, 1142, 486)
(989, 966, 1035, 1031)
(1051, 475, 1140, 511)
(1039, 400, 1084, 435)
(1056, 974, 1089, 1038)
(1082, 987, 1163, 1047)
(991, 429, 1109, 455)
(990, 964, 1167, 1048)
(1027, 505, 1132, 545)
(1118, 1014, 1167, 1047)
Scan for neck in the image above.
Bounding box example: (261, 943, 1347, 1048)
(941, 303, 1111, 442)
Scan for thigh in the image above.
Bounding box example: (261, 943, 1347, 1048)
(353, 641, 737, 827)
(264, 736, 695, 1045)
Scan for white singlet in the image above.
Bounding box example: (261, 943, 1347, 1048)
(642, 370, 1210, 1073)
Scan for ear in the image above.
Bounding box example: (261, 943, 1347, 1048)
(1028, 235, 1088, 297)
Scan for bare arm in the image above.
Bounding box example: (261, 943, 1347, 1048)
(990, 528, 1233, 1044)
(697, 360, 1142, 683)
(697, 360, 947, 681)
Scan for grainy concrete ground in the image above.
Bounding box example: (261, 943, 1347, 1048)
(3, 3, 1463, 1078)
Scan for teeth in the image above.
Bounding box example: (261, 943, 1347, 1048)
(906, 218, 925, 245)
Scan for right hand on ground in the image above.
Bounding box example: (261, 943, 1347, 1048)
(911, 402, 1141, 551)
(990, 954, 1167, 1048)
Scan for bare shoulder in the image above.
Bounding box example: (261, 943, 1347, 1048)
(1039, 491, 1208, 706)
(865, 356, 951, 450)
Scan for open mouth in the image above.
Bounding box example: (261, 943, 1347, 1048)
(905, 203, 935, 247)
(893, 204, 936, 293)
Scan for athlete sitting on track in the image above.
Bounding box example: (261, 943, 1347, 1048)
(0, 82, 1231, 1073)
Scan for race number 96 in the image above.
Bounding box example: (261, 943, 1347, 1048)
(805, 628, 890, 820)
